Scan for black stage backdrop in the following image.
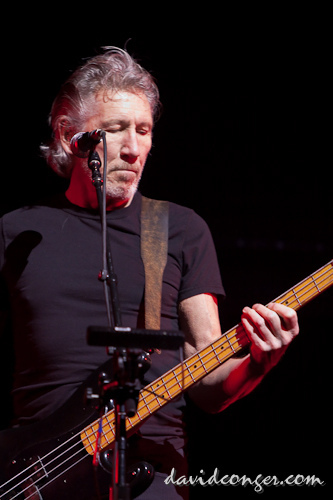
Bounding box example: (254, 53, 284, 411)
(1, 11, 331, 499)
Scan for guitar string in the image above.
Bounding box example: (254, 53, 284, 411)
(0, 309, 311, 499)
(3, 322, 250, 499)
(4, 265, 332, 496)
(36, 453, 89, 499)
(276, 266, 333, 310)
(273, 262, 332, 307)
(95, 265, 333, 433)
(0, 434, 90, 498)
(79, 331, 243, 451)
(8, 360, 189, 498)
(28, 266, 333, 498)
(1, 332, 243, 497)
(127, 265, 333, 416)
(19, 261, 331, 500)
(4, 265, 332, 497)
(281, 264, 332, 301)
(0, 415, 100, 491)
(2, 264, 332, 496)
(3, 277, 331, 498)
(5, 452, 90, 500)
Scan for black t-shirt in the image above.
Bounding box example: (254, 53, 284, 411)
(0, 191, 224, 452)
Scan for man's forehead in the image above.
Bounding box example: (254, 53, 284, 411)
(92, 89, 153, 121)
(95, 89, 150, 106)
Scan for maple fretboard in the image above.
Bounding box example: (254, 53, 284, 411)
(81, 260, 333, 455)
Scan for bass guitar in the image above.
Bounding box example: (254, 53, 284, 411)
(0, 260, 332, 499)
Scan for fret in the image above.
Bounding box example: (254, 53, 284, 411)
(82, 425, 99, 456)
(188, 354, 206, 379)
(150, 380, 171, 404)
(189, 355, 202, 375)
(101, 418, 114, 444)
(154, 394, 163, 407)
(204, 345, 225, 370)
(127, 415, 140, 432)
(202, 342, 224, 371)
(211, 342, 222, 364)
(292, 288, 302, 306)
(198, 353, 208, 374)
(135, 395, 151, 419)
(172, 368, 183, 389)
(225, 333, 236, 354)
(103, 416, 115, 435)
(136, 409, 143, 419)
(166, 372, 180, 397)
(217, 338, 228, 357)
(161, 377, 172, 399)
(140, 389, 151, 412)
(126, 418, 134, 428)
(101, 433, 112, 449)
(102, 433, 111, 445)
(143, 394, 152, 413)
(275, 260, 332, 311)
(85, 429, 96, 448)
(151, 383, 167, 407)
(311, 274, 321, 293)
(185, 361, 196, 383)
(101, 428, 112, 443)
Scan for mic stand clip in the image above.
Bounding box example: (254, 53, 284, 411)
(88, 150, 103, 189)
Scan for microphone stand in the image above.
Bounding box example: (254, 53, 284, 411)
(88, 148, 131, 500)
(88, 150, 122, 329)
(87, 145, 184, 500)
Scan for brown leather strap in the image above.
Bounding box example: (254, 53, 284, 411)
(141, 196, 169, 330)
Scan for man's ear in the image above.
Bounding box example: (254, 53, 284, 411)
(58, 117, 75, 155)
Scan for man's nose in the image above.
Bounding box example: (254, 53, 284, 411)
(120, 130, 139, 164)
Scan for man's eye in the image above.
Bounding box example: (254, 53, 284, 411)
(137, 129, 149, 136)
(106, 128, 120, 133)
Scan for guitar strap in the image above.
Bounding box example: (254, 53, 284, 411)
(140, 196, 169, 330)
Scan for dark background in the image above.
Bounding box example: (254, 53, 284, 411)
(1, 9, 332, 499)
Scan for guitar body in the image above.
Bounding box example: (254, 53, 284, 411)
(1, 427, 109, 500)
(0, 359, 154, 499)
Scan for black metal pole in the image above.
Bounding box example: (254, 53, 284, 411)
(88, 147, 130, 500)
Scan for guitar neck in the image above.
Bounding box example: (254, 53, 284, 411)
(81, 260, 333, 455)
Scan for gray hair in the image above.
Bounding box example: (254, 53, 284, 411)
(40, 47, 161, 178)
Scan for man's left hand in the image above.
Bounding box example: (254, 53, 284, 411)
(241, 302, 299, 370)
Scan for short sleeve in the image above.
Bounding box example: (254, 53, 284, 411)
(178, 210, 225, 303)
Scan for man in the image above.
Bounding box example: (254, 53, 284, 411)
(0, 47, 299, 499)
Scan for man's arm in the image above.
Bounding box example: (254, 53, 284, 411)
(179, 293, 299, 413)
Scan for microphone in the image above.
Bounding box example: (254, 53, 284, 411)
(70, 129, 104, 158)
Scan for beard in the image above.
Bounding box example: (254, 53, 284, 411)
(104, 167, 143, 203)
(79, 157, 144, 207)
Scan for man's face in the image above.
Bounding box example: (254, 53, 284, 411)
(78, 90, 153, 208)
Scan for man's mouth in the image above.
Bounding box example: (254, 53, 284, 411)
(106, 168, 139, 181)
(110, 165, 138, 174)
